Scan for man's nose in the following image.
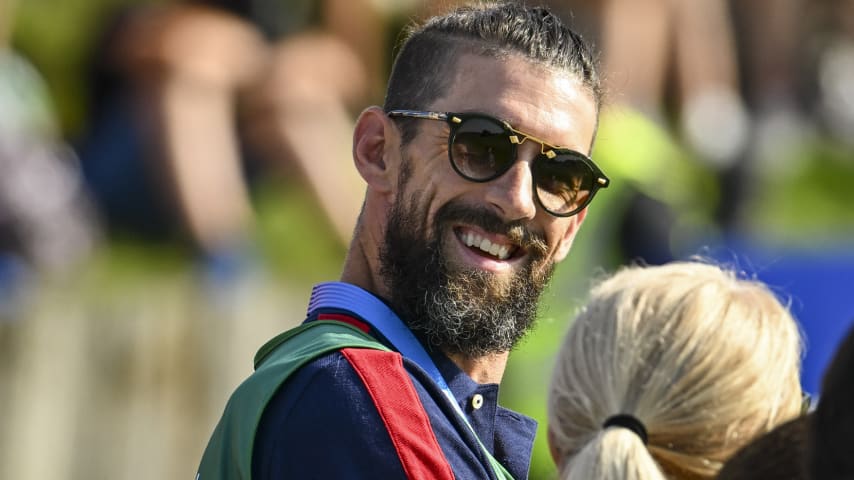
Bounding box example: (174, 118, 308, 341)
(483, 150, 538, 221)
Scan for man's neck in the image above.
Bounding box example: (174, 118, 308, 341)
(447, 351, 510, 384)
(340, 216, 389, 299)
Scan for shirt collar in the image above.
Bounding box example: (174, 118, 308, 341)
(307, 281, 396, 322)
(430, 339, 537, 478)
(306, 282, 453, 396)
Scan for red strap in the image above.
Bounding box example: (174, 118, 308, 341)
(317, 313, 370, 333)
(342, 348, 455, 480)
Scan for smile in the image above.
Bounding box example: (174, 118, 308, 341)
(456, 227, 519, 261)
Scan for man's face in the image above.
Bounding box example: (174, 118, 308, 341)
(380, 53, 598, 357)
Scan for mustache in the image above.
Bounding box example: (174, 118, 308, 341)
(435, 201, 548, 257)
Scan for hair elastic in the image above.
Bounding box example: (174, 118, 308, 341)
(602, 414, 648, 445)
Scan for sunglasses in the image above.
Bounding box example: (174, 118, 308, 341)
(387, 110, 610, 217)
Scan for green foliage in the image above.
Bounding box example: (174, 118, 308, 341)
(746, 139, 854, 244)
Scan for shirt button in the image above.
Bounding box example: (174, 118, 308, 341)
(471, 394, 484, 410)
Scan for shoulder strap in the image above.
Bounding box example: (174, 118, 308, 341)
(196, 321, 388, 479)
(343, 348, 456, 480)
(197, 320, 515, 480)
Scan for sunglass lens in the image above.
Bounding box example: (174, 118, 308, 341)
(534, 153, 595, 215)
(450, 117, 514, 181)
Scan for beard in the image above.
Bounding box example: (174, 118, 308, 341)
(379, 190, 555, 358)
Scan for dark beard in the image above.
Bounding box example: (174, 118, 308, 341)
(380, 194, 554, 358)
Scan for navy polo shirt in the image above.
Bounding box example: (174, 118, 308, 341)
(251, 282, 537, 479)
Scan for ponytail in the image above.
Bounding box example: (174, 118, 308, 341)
(562, 428, 666, 480)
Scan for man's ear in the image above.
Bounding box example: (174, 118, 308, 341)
(553, 206, 588, 263)
(353, 106, 397, 194)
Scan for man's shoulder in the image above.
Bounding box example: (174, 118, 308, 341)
(252, 348, 429, 479)
(283, 347, 397, 395)
(262, 347, 407, 423)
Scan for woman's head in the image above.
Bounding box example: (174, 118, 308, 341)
(547, 261, 803, 479)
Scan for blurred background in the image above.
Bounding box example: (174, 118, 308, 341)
(1, 0, 853, 478)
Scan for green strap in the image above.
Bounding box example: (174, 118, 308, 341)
(478, 433, 515, 479)
(196, 321, 515, 479)
(197, 321, 388, 479)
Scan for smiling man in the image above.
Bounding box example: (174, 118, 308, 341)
(197, 3, 608, 479)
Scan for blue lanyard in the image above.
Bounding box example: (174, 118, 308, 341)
(306, 282, 462, 412)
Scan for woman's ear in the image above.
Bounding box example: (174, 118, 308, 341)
(353, 106, 397, 194)
(547, 428, 563, 469)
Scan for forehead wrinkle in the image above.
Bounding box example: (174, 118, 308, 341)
(498, 108, 577, 151)
(431, 53, 596, 153)
(492, 85, 591, 151)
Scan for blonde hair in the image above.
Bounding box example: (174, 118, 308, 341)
(547, 261, 803, 479)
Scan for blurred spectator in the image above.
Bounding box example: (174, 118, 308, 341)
(730, 0, 814, 179)
(77, 0, 385, 265)
(814, 0, 854, 148)
(577, 0, 854, 267)
(548, 0, 750, 267)
(600, 0, 748, 168)
(0, 0, 101, 315)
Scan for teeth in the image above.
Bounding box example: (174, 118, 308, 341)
(464, 232, 476, 247)
(460, 231, 513, 260)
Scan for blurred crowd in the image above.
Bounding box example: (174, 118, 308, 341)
(2, 0, 854, 287)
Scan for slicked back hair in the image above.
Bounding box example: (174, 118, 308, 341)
(384, 1, 601, 145)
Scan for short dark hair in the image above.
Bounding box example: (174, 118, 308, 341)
(384, 1, 601, 145)
(717, 414, 811, 480)
(810, 323, 854, 479)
